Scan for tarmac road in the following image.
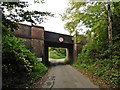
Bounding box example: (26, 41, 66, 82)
(42, 58, 99, 89)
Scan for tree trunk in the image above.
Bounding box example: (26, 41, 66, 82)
(73, 31, 77, 61)
(107, 3, 113, 44)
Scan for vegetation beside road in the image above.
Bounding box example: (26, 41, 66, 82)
(2, 1, 52, 88)
(62, 1, 120, 88)
(2, 36, 48, 88)
(49, 47, 66, 59)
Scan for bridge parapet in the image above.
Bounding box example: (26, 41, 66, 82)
(14, 23, 86, 65)
(15, 23, 31, 39)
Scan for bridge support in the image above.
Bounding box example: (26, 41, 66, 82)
(42, 45, 50, 66)
(15, 23, 75, 66)
(67, 46, 73, 64)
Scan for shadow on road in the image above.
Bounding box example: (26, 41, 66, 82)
(50, 62, 67, 67)
(48, 58, 69, 67)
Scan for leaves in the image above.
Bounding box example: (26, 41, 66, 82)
(1, 2, 54, 35)
(2, 36, 48, 88)
(49, 47, 66, 59)
(63, 1, 120, 88)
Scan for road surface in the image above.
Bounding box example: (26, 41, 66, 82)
(42, 58, 99, 89)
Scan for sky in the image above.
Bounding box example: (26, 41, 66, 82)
(21, 0, 70, 35)
(20, 0, 89, 35)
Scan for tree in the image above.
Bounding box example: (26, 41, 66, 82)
(62, 1, 120, 45)
(1, 1, 54, 35)
(62, 1, 120, 88)
(107, 2, 113, 44)
(62, 2, 108, 45)
(1, 1, 50, 88)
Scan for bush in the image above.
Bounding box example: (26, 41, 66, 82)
(75, 51, 120, 88)
(49, 47, 66, 57)
(2, 36, 47, 88)
(49, 50, 66, 59)
(74, 38, 120, 88)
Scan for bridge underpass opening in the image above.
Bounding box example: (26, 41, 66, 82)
(14, 24, 81, 66)
(43, 42, 73, 66)
(48, 47, 67, 64)
(42, 31, 74, 66)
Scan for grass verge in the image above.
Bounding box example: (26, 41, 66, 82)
(49, 51, 65, 59)
(72, 61, 119, 89)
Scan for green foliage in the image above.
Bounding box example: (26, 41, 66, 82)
(2, 0, 53, 88)
(82, 42, 97, 58)
(74, 57, 120, 88)
(112, 2, 120, 37)
(1, 1, 54, 35)
(62, 2, 108, 44)
(76, 34, 83, 43)
(74, 38, 120, 88)
(63, 1, 120, 88)
(49, 47, 66, 59)
(49, 50, 66, 59)
(62, 2, 85, 34)
(64, 57, 69, 63)
(2, 36, 47, 88)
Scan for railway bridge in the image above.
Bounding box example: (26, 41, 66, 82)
(15, 23, 87, 65)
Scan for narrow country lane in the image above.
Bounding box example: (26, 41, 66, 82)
(41, 59, 99, 89)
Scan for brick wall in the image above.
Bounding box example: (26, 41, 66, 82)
(14, 23, 44, 58)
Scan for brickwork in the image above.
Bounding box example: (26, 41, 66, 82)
(22, 38, 31, 50)
(31, 39, 44, 57)
(15, 23, 44, 58)
(14, 23, 85, 65)
(31, 26, 44, 40)
(15, 24, 31, 39)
